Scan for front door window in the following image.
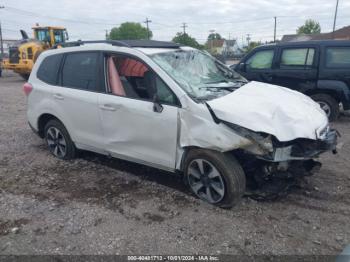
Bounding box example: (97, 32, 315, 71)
(246, 50, 274, 69)
(106, 55, 179, 106)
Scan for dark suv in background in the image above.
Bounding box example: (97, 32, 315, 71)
(234, 40, 350, 121)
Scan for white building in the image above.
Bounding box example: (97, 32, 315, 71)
(222, 39, 243, 56)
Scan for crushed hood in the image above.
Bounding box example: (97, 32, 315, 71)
(207, 81, 328, 141)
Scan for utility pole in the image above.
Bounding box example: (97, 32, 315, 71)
(105, 30, 109, 40)
(209, 29, 215, 53)
(333, 0, 339, 32)
(274, 16, 277, 43)
(181, 23, 187, 34)
(144, 17, 152, 40)
(0, 6, 5, 61)
(246, 34, 251, 47)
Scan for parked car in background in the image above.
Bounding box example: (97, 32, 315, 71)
(233, 40, 350, 121)
(24, 40, 337, 208)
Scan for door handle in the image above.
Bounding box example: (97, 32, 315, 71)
(53, 93, 64, 100)
(99, 104, 118, 111)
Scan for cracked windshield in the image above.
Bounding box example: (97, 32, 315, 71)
(150, 49, 247, 100)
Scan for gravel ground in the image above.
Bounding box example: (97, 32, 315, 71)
(0, 72, 349, 255)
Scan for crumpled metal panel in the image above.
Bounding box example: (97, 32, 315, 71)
(207, 81, 329, 142)
(178, 103, 253, 152)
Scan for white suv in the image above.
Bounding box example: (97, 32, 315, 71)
(24, 40, 337, 207)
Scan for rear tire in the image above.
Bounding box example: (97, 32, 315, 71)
(44, 119, 76, 160)
(184, 149, 246, 208)
(19, 74, 29, 80)
(311, 94, 339, 122)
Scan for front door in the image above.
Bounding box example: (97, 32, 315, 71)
(238, 48, 276, 83)
(98, 53, 180, 170)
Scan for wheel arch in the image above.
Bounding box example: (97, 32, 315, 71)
(178, 146, 242, 172)
(307, 80, 349, 103)
(304, 88, 341, 102)
(178, 146, 200, 172)
(37, 113, 64, 138)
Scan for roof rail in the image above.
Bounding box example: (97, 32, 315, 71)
(52, 40, 181, 49)
(52, 40, 130, 49)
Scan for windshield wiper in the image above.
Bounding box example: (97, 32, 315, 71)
(199, 85, 237, 91)
(204, 80, 228, 84)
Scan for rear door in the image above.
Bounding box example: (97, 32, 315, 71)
(237, 48, 276, 83)
(54, 51, 105, 150)
(272, 45, 319, 92)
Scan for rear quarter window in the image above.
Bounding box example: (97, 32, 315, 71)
(326, 47, 350, 68)
(37, 54, 63, 85)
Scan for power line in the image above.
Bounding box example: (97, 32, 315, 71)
(3, 6, 120, 26)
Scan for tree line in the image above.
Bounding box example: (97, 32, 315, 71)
(107, 19, 322, 51)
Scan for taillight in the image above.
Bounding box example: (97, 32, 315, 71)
(23, 83, 33, 96)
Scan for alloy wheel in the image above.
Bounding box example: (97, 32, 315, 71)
(187, 159, 225, 204)
(46, 127, 67, 158)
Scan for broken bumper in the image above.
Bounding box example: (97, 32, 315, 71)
(260, 129, 338, 162)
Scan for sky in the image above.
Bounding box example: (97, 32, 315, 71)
(0, 0, 349, 46)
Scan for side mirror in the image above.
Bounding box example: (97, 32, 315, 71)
(153, 94, 163, 113)
(237, 62, 246, 72)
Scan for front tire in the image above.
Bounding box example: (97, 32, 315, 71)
(311, 94, 339, 122)
(19, 74, 29, 80)
(184, 149, 246, 208)
(44, 120, 76, 160)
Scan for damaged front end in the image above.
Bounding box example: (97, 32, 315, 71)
(224, 121, 338, 200)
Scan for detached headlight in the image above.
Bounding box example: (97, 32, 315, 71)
(224, 121, 274, 152)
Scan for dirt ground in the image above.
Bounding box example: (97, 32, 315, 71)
(0, 72, 349, 256)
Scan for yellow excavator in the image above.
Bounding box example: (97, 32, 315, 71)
(1, 25, 68, 79)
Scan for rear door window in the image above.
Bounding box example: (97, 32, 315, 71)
(280, 48, 315, 68)
(37, 54, 63, 85)
(61, 52, 100, 91)
(326, 47, 350, 68)
(246, 50, 274, 69)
